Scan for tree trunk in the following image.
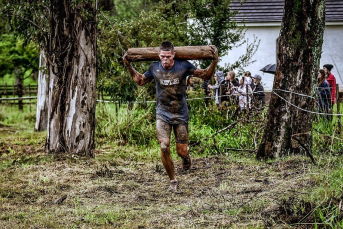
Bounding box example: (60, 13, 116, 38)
(125, 45, 217, 62)
(35, 50, 49, 131)
(257, 0, 325, 159)
(47, 1, 97, 157)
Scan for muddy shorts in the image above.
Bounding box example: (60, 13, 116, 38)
(156, 119, 188, 144)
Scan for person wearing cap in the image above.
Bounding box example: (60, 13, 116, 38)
(208, 71, 225, 106)
(323, 64, 336, 106)
(251, 74, 265, 109)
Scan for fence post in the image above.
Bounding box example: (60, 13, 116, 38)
(336, 84, 341, 131)
(5, 82, 8, 104)
(28, 84, 32, 112)
(12, 83, 15, 105)
(246, 85, 250, 113)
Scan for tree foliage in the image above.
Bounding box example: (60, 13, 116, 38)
(187, 0, 259, 72)
(97, 0, 259, 101)
(2, 0, 259, 102)
(0, 33, 39, 83)
(97, 1, 190, 102)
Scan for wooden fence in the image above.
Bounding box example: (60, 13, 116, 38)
(0, 84, 38, 104)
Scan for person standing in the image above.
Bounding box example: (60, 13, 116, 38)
(244, 71, 254, 87)
(225, 71, 239, 87)
(323, 64, 337, 106)
(224, 71, 239, 105)
(251, 74, 265, 110)
(237, 76, 253, 111)
(317, 69, 331, 117)
(208, 71, 225, 106)
(123, 41, 218, 191)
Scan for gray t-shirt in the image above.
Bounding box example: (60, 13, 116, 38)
(144, 60, 196, 124)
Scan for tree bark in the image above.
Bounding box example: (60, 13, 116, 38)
(35, 50, 49, 131)
(125, 45, 217, 62)
(257, 0, 325, 159)
(47, 1, 97, 157)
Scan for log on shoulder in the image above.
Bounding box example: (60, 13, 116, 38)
(125, 45, 217, 62)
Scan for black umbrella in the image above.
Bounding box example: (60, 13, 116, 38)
(260, 64, 276, 74)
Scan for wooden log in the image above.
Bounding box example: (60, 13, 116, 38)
(125, 45, 217, 62)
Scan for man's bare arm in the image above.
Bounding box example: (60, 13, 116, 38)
(123, 54, 151, 86)
(193, 46, 218, 80)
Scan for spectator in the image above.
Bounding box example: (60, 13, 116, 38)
(317, 69, 331, 116)
(223, 71, 239, 105)
(237, 76, 253, 111)
(323, 64, 336, 106)
(251, 74, 265, 109)
(244, 71, 254, 87)
(208, 71, 225, 106)
(225, 71, 240, 87)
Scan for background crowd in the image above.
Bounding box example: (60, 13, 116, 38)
(187, 63, 337, 120)
(188, 70, 266, 112)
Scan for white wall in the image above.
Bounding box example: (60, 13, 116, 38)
(320, 25, 343, 92)
(220, 24, 343, 91)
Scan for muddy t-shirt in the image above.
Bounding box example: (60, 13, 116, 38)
(144, 60, 196, 124)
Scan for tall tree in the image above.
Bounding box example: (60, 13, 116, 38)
(187, 0, 259, 71)
(257, 0, 325, 159)
(4, 0, 97, 155)
(47, 1, 97, 156)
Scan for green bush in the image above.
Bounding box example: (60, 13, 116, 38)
(95, 102, 156, 146)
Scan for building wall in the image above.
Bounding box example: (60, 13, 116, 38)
(220, 24, 343, 91)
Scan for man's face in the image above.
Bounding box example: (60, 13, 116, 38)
(253, 78, 258, 84)
(159, 50, 175, 69)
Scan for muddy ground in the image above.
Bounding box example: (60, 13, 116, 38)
(0, 126, 320, 228)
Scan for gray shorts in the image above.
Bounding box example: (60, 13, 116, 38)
(156, 119, 188, 144)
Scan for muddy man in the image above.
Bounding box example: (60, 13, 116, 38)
(124, 41, 218, 191)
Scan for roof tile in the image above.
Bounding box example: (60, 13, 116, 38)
(231, 0, 343, 23)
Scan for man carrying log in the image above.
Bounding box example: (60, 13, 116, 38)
(123, 41, 218, 192)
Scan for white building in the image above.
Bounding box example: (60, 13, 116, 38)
(221, 0, 343, 91)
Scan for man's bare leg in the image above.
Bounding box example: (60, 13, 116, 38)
(177, 143, 191, 170)
(159, 138, 177, 191)
(159, 138, 175, 180)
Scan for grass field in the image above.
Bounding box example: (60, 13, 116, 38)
(0, 103, 343, 228)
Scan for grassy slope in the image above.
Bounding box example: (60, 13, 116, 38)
(0, 104, 342, 228)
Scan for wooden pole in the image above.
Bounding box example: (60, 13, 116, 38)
(246, 85, 250, 113)
(13, 83, 15, 106)
(28, 84, 32, 112)
(125, 45, 217, 62)
(336, 83, 341, 131)
(5, 82, 8, 104)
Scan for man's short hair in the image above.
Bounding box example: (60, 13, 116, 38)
(160, 41, 174, 52)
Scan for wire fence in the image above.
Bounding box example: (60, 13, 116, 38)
(2, 87, 342, 117)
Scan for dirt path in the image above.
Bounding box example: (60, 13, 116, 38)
(0, 130, 318, 228)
